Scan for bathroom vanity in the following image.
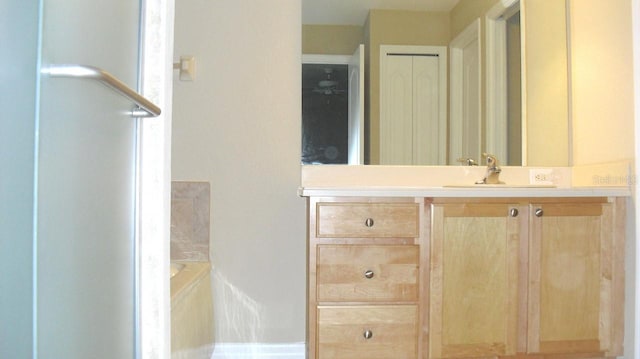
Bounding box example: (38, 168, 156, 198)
(300, 165, 630, 359)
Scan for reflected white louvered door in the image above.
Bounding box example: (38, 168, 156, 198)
(380, 46, 446, 165)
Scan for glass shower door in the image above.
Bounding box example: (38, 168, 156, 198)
(36, 0, 146, 357)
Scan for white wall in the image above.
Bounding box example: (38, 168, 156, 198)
(172, 0, 306, 344)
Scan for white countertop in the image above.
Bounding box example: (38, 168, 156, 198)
(298, 185, 631, 198)
(299, 163, 633, 198)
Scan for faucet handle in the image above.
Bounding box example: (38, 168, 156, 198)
(456, 157, 478, 166)
(476, 153, 504, 184)
(482, 153, 500, 167)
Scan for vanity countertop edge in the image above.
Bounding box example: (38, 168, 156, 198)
(298, 186, 631, 198)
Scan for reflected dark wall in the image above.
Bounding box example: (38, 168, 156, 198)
(301, 64, 348, 164)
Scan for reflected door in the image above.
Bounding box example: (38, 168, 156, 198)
(450, 19, 482, 165)
(380, 45, 447, 165)
(36, 0, 141, 357)
(348, 44, 364, 165)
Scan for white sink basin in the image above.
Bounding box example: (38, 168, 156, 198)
(443, 184, 556, 188)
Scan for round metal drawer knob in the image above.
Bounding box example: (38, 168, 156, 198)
(364, 218, 375, 227)
(510, 208, 519, 217)
(363, 330, 373, 340)
(535, 208, 544, 217)
(364, 270, 375, 279)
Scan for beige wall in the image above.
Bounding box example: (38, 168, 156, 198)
(568, 4, 636, 358)
(172, 0, 305, 344)
(525, 0, 570, 166)
(367, 9, 450, 164)
(570, 0, 634, 165)
(450, 0, 496, 39)
(302, 25, 363, 55)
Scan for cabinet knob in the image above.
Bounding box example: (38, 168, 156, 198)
(363, 330, 373, 340)
(364, 218, 375, 227)
(364, 270, 375, 279)
(509, 208, 519, 217)
(535, 208, 544, 217)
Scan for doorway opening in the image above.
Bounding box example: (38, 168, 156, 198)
(301, 63, 349, 164)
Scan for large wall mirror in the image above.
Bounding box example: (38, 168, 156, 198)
(301, 0, 570, 167)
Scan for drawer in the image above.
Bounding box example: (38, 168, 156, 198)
(317, 305, 417, 359)
(317, 245, 419, 302)
(316, 202, 419, 238)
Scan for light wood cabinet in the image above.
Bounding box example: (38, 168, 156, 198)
(317, 245, 419, 302)
(308, 197, 424, 359)
(306, 196, 625, 359)
(317, 305, 418, 359)
(528, 201, 625, 357)
(429, 203, 525, 358)
(316, 202, 419, 238)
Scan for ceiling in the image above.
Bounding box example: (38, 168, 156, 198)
(302, 0, 462, 25)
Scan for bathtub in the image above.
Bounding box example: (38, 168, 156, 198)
(171, 261, 214, 359)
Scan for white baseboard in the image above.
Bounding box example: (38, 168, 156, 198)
(211, 343, 305, 359)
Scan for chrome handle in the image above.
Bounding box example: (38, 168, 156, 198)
(509, 208, 519, 217)
(42, 64, 161, 117)
(535, 208, 543, 217)
(456, 157, 478, 166)
(363, 330, 373, 340)
(364, 218, 374, 227)
(364, 270, 374, 279)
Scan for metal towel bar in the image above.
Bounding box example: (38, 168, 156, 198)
(41, 64, 161, 118)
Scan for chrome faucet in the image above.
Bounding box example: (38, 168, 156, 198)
(456, 157, 478, 166)
(475, 153, 503, 184)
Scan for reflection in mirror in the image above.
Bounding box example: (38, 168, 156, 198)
(450, 19, 482, 165)
(486, 0, 522, 165)
(301, 0, 570, 166)
(302, 63, 349, 164)
(506, 9, 522, 165)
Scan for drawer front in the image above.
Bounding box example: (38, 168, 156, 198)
(317, 245, 419, 302)
(316, 203, 419, 238)
(317, 305, 418, 359)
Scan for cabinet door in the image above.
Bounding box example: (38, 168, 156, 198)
(430, 203, 522, 358)
(528, 203, 613, 355)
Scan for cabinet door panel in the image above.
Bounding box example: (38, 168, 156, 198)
(528, 203, 611, 355)
(430, 204, 521, 358)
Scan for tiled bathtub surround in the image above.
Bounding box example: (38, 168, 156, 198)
(171, 181, 210, 261)
(171, 261, 214, 359)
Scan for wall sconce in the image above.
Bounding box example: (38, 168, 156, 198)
(173, 56, 196, 81)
